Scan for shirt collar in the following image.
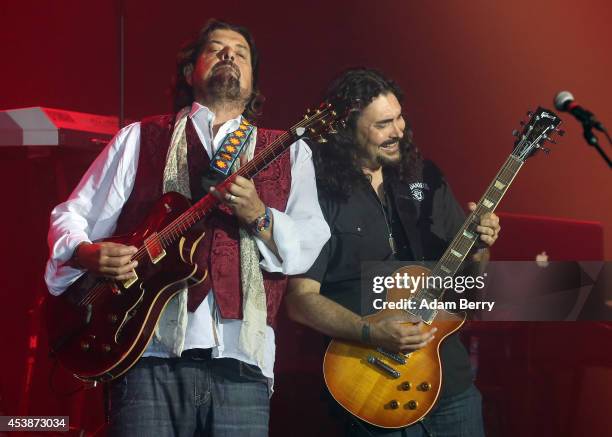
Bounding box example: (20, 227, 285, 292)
(188, 101, 243, 132)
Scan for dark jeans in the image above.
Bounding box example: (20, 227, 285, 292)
(106, 354, 270, 437)
(345, 384, 485, 437)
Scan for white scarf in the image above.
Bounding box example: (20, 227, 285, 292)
(153, 107, 267, 369)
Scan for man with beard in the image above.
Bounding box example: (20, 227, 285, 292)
(45, 20, 329, 436)
(286, 68, 500, 436)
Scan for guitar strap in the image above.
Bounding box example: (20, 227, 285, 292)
(209, 119, 255, 176)
(193, 118, 255, 201)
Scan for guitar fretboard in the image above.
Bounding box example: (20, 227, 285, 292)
(158, 129, 300, 246)
(144, 107, 333, 253)
(414, 155, 524, 313)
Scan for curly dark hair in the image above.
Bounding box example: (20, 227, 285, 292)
(314, 68, 423, 200)
(173, 19, 263, 119)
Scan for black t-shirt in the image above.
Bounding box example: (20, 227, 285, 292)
(304, 160, 473, 398)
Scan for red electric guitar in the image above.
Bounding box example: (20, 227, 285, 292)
(46, 104, 343, 382)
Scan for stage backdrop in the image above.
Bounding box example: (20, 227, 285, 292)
(2, 0, 610, 258)
(0, 1, 610, 436)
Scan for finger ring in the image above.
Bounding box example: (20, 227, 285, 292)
(228, 194, 236, 202)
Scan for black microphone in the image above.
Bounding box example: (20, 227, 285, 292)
(554, 91, 605, 132)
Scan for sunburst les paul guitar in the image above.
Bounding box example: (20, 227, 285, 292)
(46, 103, 345, 382)
(322, 107, 563, 428)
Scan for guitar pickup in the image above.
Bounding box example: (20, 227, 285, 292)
(144, 233, 166, 264)
(367, 356, 400, 379)
(376, 348, 407, 365)
(122, 270, 138, 289)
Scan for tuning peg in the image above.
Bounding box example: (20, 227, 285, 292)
(306, 108, 311, 114)
(555, 129, 565, 136)
(527, 111, 533, 117)
(538, 145, 551, 154)
(328, 128, 338, 135)
(317, 136, 328, 143)
(340, 121, 347, 129)
(512, 129, 520, 137)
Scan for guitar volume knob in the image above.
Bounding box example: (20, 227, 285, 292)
(389, 400, 399, 409)
(419, 382, 431, 391)
(406, 400, 418, 410)
(400, 381, 411, 391)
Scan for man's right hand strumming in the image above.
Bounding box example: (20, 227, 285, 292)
(286, 277, 436, 355)
(369, 319, 437, 355)
(72, 242, 138, 280)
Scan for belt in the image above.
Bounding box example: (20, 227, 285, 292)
(181, 348, 213, 361)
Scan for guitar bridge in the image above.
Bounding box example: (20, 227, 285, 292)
(122, 270, 138, 289)
(367, 356, 401, 378)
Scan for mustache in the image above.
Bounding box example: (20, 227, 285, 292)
(379, 138, 401, 148)
(212, 60, 240, 78)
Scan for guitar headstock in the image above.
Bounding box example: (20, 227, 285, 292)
(296, 101, 355, 143)
(512, 107, 564, 161)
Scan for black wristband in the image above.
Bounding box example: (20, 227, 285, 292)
(361, 323, 371, 345)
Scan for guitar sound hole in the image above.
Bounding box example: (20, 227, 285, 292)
(114, 291, 144, 344)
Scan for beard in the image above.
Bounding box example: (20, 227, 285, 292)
(205, 61, 246, 102)
(375, 138, 402, 167)
(377, 154, 401, 167)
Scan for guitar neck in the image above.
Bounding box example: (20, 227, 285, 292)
(158, 129, 300, 246)
(406, 106, 562, 321)
(430, 154, 524, 283)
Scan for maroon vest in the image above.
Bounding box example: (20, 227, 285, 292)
(114, 114, 292, 327)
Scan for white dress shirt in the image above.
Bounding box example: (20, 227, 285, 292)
(44, 102, 330, 381)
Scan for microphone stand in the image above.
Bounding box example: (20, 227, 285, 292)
(604, 129, 612, 147)
(581, 123, 611, 169)
(118, 0, 125, 129)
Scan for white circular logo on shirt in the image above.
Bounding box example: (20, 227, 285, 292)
(409, 182, 429, 202)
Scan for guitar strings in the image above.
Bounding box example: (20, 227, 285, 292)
(159, 107, 331, 243)
(149, 107, 332, 251)
(411, 155, 520, 305)
(81, 115, 543, 307)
